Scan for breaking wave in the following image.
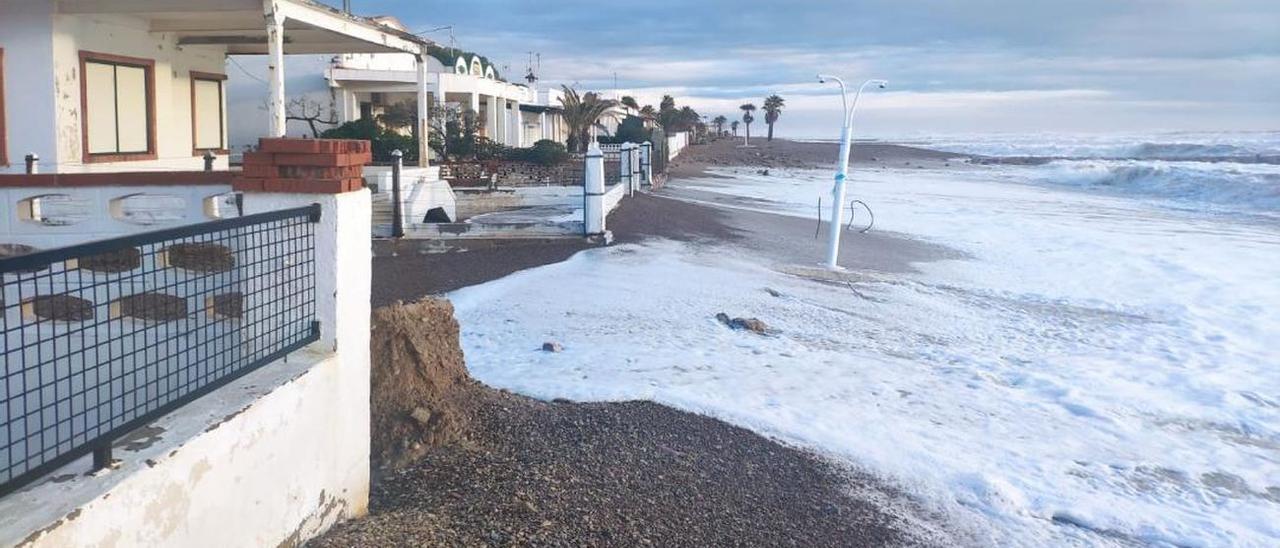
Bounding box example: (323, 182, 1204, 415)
(1026, 160, 1280, 212)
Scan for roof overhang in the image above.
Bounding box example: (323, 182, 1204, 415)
(520, 104, 562, 114)
(57, 0, 428, 55)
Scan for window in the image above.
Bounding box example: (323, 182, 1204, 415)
(79, 51, 156, 163)
(1, 48, 7, 166)
(190, 71, 227, 153)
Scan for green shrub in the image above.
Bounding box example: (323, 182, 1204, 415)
(523, 140, 569, 166)
(320, 119, 418, 163)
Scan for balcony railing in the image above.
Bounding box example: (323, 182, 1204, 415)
(0, 205, 320, 496)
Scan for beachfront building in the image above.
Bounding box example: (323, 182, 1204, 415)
(325, 17, 567, 152)
(0, 0, 433, 177)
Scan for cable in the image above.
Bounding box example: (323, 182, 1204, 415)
(847, 199, 874, 233)
(228, 57, 266, 85)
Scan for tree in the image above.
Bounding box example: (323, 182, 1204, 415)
(377, 101, 417, 133)
(283, 97, 338, 137)
(739, 103, 757, 144)
(620, 95, 640, 110)
(763, 95, 785, 141)
(712, 115, 728, 136)
(730, 120, 740, 136)
(558, 85, 619, 152)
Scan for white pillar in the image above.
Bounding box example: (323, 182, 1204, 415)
(584, 142, 605, 236)
(469, 92, 480, 114)
(640, 141, 653, 186)
(539, 111, 548, 141)
(631, 140, 642, 189)
(512, 102, 523, 147)
(486, 96, 499, 142)
(415, 54, 430, 167)
(265, 7, 286, 137)
(240, 185, 372, 521)
(620, 143, 634, 196)
(498, 99, 509, 145)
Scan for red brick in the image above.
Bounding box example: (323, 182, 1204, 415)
(240, 164, 277, 178)
(251, 177, 364, 194)
(271, 152, 366, 167)
(278, 165, 363, 179)
(241, 152, 276, 166)
(231, 177, 265, 192)
(258, 138, 324, 154)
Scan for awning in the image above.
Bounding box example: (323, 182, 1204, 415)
(57, 0, 428, 55)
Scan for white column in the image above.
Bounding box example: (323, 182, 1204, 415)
(488, 97, 501, 143)
(640, 141, 653, 186)
(498, 98, 509, 145)
(241, 186, 372, 519)
(584, 142, 605, 236)
(512, 102, 523, 147)
(620, 143, 634, 196)
(265, 6, 286, 137)
(631, 140, 642, 189)
(469, 92, 480, 114)
(415, 54, 430, 167)
(540, 111, 548, 141)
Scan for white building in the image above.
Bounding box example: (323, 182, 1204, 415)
(0, 0, 433, 175)
(325, 17, 566, 151)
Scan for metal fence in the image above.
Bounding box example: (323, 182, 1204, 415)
(0, 205, 321, 496)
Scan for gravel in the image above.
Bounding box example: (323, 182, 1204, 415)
(312, 388, 928, 547)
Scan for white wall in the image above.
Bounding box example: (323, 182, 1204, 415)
(0, 184, 234, 249)
(0, 189, 373, 547)
(49, 13, 229, 172)
(0, 0, 58, 174)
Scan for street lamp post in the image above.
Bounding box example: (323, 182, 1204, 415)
(815, 75, 887, 269)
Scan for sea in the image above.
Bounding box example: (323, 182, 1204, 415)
(452, 131, 1280, 546)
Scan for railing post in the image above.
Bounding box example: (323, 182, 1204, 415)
(203, 150, 216, 172)
(92, 444, 114, 471)
(583, 142, 605, 237)
(390, 149, 405, 238)
(640, 141, 652, 186)
(25, 153, 38, 174)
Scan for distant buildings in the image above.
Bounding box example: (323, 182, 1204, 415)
(326, 17, 566, 151)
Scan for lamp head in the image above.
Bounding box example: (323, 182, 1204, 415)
(817, 73, 836, 84)
(870, 79, 889, 89)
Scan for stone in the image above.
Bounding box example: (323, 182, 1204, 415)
(716, 312, 769, 334)
(410, 407, 434, 427)
(542, 341, 563, 352)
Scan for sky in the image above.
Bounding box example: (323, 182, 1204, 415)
(229, 0, 1280, 143)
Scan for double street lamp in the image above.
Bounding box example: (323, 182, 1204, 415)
(815, 75, 887, 269)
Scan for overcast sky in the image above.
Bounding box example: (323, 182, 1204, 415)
(231, 0, 1279, 142)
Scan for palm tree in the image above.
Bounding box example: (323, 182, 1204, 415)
(638, 105, 657, 121)
(712, 115, 728, 136)
(739, 103, 757, 145)
(730, 120, 740, 136)
(558, 85, 619, 152)
(762, 95, 785, 141)
(620, 95, 640, 111)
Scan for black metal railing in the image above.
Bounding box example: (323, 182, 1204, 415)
(0, 205, 321, 496)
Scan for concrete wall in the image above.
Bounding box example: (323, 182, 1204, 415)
(0, 183, 235, 249)
(0, 188, 373, 548)
(51, 13, 229, 172)
(0, 5, 230, 173)
(0, 349, 361, 548)
(0, 1, 58, 172)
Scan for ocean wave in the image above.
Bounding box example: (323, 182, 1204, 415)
(903, 132, 1280, 162)
(1026, 160, 1280, 211)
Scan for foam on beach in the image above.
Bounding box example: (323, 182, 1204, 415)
(449, 145, 1280, 545)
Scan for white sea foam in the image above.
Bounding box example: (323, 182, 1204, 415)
(450, 138, 1280, 545)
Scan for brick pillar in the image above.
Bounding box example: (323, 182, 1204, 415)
(234, 138, 372, 194)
